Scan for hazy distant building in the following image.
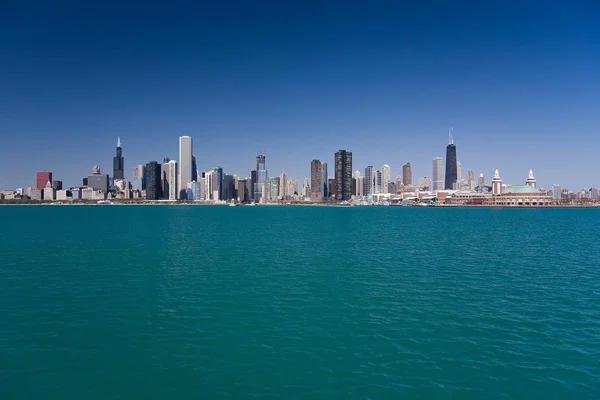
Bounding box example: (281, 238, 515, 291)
(254, 155, 267, 202)
(133, 165, 145, 190)
(222, 174, 235, 200)
(279, 172, 288, 199)
(30, 188, 43, 200)
(375, 170, 382, 194)
(36, 171, 52, 190)
(444, 129, 457, 190)
(364, 166, 374, 196)
(335, 150, 352, 200)
(265, 177, 280, 200)
(320, 161, 328, 199)
(237, 179, 247, 202)
(250, 170, 257, 201)
(381, 164, 390, 194)
(402, 163, 412, 186)
(310, 160, 323, 201)
(388, 182, 396, 194)
(178, 136, 193, 199)
(552, 184, 562, 201)
(88, 166, 109, 194)
(478, 173, 485, 188)
(113, 137, 124, 180)
(328, 178, 337, 199)
(145, 161, 162, 200)
(432, 157, 443, 191)
(52, 180, 63, 190)
(191, 155, 198, 183)
(456, 161, 462, 182)
(418, 177, 432, 190)
(187, 181, 201, 201)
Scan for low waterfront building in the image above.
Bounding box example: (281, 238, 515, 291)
(71, 188, 82, 200)
(493, 185, 553, 206)
(30, 189, 43, 200)
(56, 190, 69, 201)
(81, 187, 94, 200)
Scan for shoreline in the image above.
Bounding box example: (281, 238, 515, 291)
(0, 201, 597, 209)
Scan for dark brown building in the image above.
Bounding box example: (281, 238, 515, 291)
(334, 150, 352, 200)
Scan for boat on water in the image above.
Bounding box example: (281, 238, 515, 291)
(339, 200, 353, 207)
(229, 199, 239, 207)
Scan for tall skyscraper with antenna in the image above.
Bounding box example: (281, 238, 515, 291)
(113, 137, 124, 180)
(444, 128, 458, 190)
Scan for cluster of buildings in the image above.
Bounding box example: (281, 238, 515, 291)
(1, 131, 598, 207)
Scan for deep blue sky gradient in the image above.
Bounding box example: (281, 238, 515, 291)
(1, 0, 599, 190)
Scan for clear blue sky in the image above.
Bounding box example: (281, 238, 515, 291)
(1, 0, 599, 190)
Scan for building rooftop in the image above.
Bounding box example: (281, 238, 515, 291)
(503, 185, 543, 194)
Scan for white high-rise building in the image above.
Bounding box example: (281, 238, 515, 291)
(353, 170, 361, 179)
(432, 157, 443, 191)
(381, 165, 391, 194)
(456, 161, 462, 182)
(553, 184, 561, 201)
(279, 172, 288, 199)
(205, 170, 213, 200)
(287, 179, 298, 198)
(178, 136, 193, 198)
(163, 160, 178, 200)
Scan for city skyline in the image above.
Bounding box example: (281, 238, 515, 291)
(1, 2, 599, 189)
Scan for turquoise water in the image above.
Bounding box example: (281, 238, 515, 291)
(1, 205, 599, 399)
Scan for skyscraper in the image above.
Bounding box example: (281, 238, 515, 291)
(375, 170, 382, 194)
(163, 160, 178, 200)
(254, 155, 267, 202)
(335, 150, 353, 200)
(432, 157, 443, 191)
(191, 155, 198, 183)
(478, 173, 485, 188)
(279, 172, 288, 199)
(113, 137, 124, 180)
(381, 164, 390, 194)
(310, 160, 322, 201)
(250, 170, 257, 201)
(145, 161, 162, 200)
(456, 161, 462, 182)
(321, 161, 328, 199)
(364, 166, 374, 196)
(444, 129, 458, 190)
(178, 136, 193, 199)
(402, 163, 412, 186)
(553, 184, 562, 201)
(132, 165, 145, 191)
(36, 171, 52, 190)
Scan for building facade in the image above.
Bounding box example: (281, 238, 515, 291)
(145, 161, 162, 200)
(432, 157, 443, 191)
(310, 160, 323, 201)
(364, 166, 374, 196)
(178, 136, 193, 199)
(381, 164, 390, 194)
(402, 163, 412, 186)
(444, 131, 457, 190)
(36, 171, 52, 190)
(335, 150, 353, 200)
(113, 137, 124, 180)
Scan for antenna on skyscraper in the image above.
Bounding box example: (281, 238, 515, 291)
(448, 127, 454, 145)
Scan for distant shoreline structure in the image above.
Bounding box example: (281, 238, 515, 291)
(0, 200, 597, 209)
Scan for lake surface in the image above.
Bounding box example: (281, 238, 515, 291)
(1, 205, 599, 399)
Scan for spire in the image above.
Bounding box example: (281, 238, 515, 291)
(448, 127, 454, 145)
(117, 137, 121, 148)
(494, 169, 500, 178)
(528, 169, 534, 178)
